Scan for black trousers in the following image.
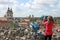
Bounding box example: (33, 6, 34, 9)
(45, 35, 52, 40)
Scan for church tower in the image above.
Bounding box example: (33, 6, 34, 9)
(5, 7, 13, 21)
(6, 7, 13, 18)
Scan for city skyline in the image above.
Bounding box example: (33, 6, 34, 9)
(0, 0, 60, 17)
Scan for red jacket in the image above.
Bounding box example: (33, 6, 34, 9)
(42, 21, 54, 36)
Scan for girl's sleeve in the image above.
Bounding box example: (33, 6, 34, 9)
(42, 20, 47, 25)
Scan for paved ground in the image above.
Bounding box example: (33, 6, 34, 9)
(0, 26, 60, 40)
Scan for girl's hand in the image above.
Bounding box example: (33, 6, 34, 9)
(43, 17, 47, 21)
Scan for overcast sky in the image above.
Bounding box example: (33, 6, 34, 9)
(0, 0, 60, 17)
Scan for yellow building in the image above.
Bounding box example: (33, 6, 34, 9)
(18, 18, 30, 27)
(0, 17, 8, 27)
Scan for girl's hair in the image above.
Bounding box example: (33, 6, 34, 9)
(48, 16, 54, 24)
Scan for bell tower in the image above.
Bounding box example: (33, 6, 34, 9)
(6, 7, 13, 18)
(4, 7, 13, 21)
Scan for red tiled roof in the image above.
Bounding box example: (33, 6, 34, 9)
(0, 17, 8, 21)
(24, 19, 30, 22)
(18, 22, 28, 25)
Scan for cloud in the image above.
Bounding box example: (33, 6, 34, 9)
(34, 0, 54, 4)
(0, 0, 8, 2)
(13, 0, 59, 17)
(0, 0, 59, 17)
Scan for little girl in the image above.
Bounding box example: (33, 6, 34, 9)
(42, 16, 54, 40)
